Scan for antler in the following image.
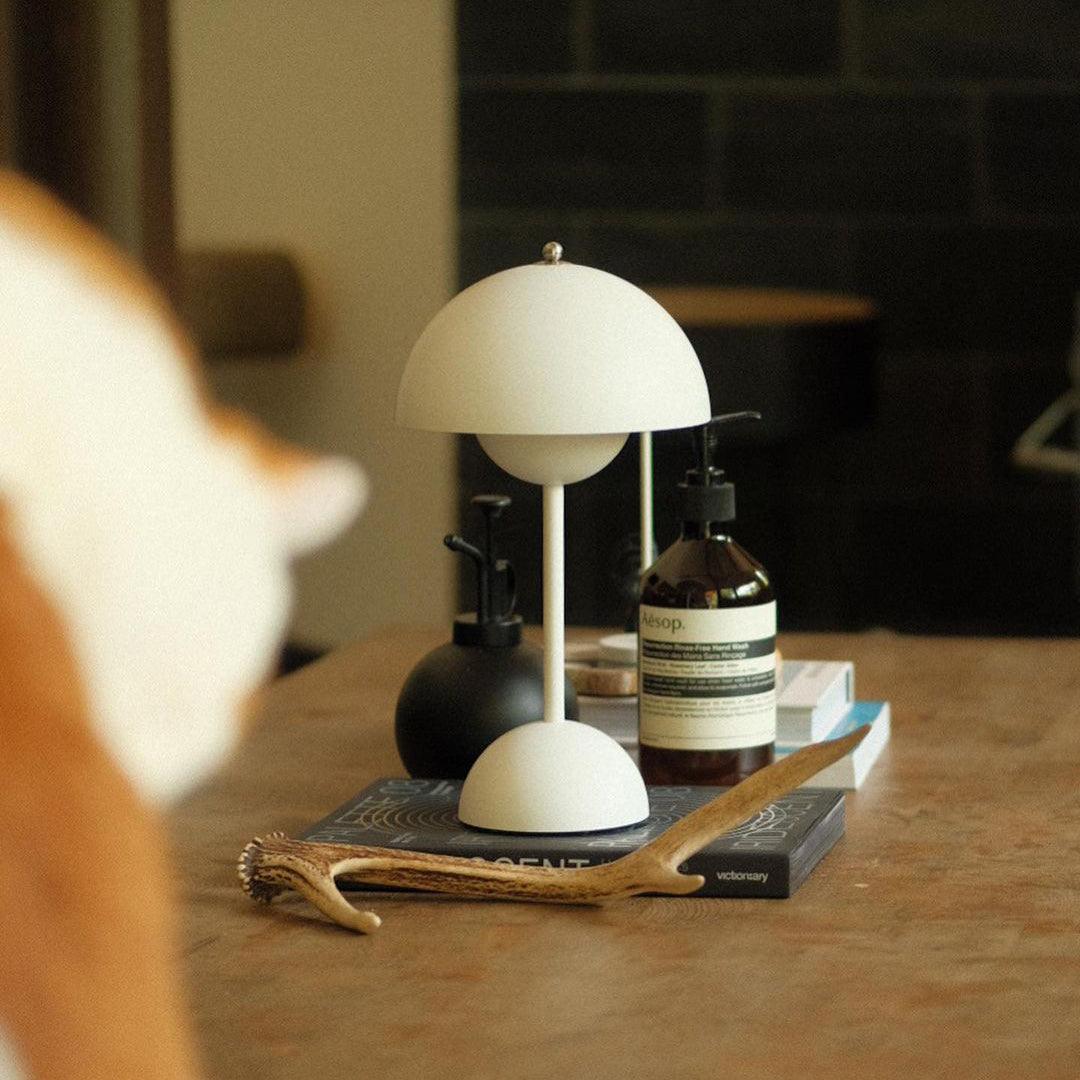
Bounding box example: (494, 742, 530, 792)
(239, 726, 867, 933)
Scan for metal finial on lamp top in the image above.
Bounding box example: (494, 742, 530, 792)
(541, 240, 563, 264)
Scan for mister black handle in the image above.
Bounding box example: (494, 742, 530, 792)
(471, 494, 510, 564)
(445, 495, 514, 626)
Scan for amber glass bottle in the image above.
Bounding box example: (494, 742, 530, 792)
(638, 414, 776, 786)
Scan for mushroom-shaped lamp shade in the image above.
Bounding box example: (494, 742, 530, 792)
(397, 253, 708, 438)
(396, 246, 711, 833)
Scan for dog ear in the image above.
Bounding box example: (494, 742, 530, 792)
(208, 406, 367, 556)
(0, 510, 200, 1079)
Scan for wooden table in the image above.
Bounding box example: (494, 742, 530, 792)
(171, 627, 1080, 1079)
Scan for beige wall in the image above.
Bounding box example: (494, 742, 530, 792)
(170, 1, 457, 646)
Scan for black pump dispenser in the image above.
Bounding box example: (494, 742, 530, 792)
(394, 494, 577, 779)
(447, 494, 522, 647)
(678, 411, 760, 525)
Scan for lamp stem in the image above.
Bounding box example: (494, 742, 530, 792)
(542, 482, 565, 724)
(640, 431, 654, 571)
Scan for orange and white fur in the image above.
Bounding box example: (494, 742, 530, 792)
(0, 172, 366, 1078)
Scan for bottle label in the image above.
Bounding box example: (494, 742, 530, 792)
(638, 602, 777, 751)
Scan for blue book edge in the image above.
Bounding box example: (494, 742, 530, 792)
(775, 700, 888, 754)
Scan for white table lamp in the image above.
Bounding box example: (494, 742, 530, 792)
(397, 242, 710, 832)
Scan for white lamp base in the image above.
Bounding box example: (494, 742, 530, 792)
(458, 720, 649, 833)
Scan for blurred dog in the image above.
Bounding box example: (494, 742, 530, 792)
(0, 172, 365, 1078)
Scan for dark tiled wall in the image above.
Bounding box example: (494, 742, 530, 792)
(455, 0, 1080, 634)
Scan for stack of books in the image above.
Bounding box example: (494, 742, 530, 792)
(775, 661, 890, 789)
(572, 650, 890, 790)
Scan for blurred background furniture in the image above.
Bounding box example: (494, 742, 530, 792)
(644, 286, 878, 444)
(0, 1, 459, 652)
(0, 0, 305, 360)
(5, 1, 1080, 641)
(457, 0, 1080, 636)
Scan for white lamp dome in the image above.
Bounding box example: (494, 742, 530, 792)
(396, 253, 710, 435)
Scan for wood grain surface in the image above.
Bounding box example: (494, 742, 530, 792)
(170, 626, 1080, 1080)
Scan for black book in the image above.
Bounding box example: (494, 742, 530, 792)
(301, 778, 846, 899)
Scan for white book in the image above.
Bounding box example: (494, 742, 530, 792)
(777, 701, 891, 790)
(777, 659, 855, 742)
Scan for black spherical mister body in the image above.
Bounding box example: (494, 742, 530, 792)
(395, 639, 578, 778)
(394, 494, 578, 779)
